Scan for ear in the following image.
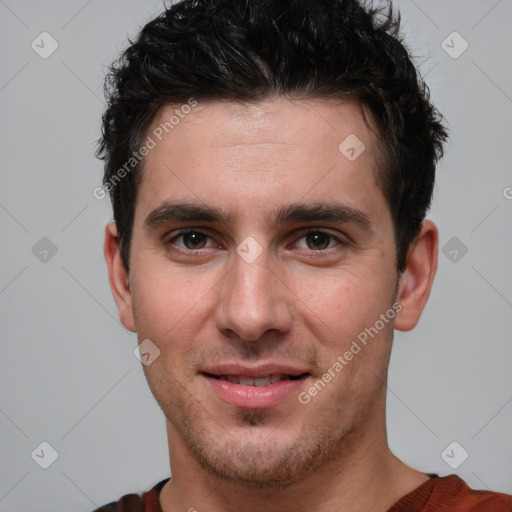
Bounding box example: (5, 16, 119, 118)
(104, 221, 136, 332)
(394, 220, 438, 331)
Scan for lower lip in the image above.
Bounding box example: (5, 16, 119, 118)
(203, 375, 308, 409)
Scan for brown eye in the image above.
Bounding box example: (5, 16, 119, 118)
(296, 230, 342, 252)
(181, 232, 208, 249)
(305, 232, 332, 250)
(168, 230, 212, 250)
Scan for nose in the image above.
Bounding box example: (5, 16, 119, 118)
(215, 248, 293, 343)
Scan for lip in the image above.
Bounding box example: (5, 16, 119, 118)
(201, 363, 310, 378)
(201, 364, 311, 409)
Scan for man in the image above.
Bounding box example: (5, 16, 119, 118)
(96, 0, 512, 510)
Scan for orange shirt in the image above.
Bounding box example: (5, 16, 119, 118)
(389, 474, 512, 511)
(94, 474, 512, 511)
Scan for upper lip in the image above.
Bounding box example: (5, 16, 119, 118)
(201, 363, 310, 378)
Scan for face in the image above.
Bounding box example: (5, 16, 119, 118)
(113, 97, 405, 486)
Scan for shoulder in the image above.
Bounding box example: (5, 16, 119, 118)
(91, 479, 170, 512)
(92, 493, 143, 512)
(435, 475, 512, 511)
(389, 474, 512, 511)
(400, 474, 512, 512)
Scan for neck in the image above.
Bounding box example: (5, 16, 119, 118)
(159, 421, 428, 512)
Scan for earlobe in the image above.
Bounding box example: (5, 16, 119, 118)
(103, 221, 136, 332)
(394, 220, 438, 332)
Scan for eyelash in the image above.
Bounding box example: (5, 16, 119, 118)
(165, 229, 346, 256)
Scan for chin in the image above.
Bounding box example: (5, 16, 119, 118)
(174, 410, 351, 488)
(149, 368, 362, 487)
(194, 439, 321, 488)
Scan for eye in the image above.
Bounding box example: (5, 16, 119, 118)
(167, 230, 214, 251)
(165, 228, 346, 255)
(295, 230, 343, 251)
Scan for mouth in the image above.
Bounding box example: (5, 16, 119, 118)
(201, 368, 311, 408)
(203, 372, 308, 386)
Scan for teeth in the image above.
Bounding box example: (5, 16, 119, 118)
(216, 374, 290, 386)
(212, 373, 298, 386)
(254, 376, 271, 387)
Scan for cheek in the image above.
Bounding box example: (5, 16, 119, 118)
(130, 260, 211, 346)
(295, 265, 393, 344)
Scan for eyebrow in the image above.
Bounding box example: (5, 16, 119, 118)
(143, 200, 372, 234)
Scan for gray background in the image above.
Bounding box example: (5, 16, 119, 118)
(1, 0, 511, 510)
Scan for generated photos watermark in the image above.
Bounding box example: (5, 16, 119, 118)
(298, 301, 403, 404)
(93, 98, 198, 200)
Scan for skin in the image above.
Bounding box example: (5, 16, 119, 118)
(104, 96, 438, 512)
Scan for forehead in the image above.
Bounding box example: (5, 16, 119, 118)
(135, 97, 387, 228)
(145, 96, 378, 159)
